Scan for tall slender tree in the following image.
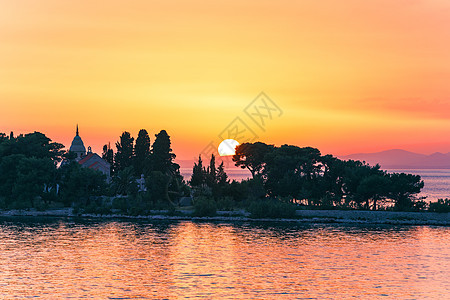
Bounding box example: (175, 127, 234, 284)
(150, 130, 179, 203)
(190, 155, 205, 187)
(151, 130, 176, 174)
(134, 129, 151, 176)
(114, 131, 134, 172)
(206, 154, 217, 187)
(102, 143, 114, 171)
(216, 161, 228, 186)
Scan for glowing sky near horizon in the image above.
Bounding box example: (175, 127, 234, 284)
(1, 0, 450, 159)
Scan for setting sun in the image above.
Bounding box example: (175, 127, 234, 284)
(1, 1, 449, 299)
(218, 139, 240, 156)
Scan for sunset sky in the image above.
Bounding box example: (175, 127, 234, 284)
(1, 0, 450, 160)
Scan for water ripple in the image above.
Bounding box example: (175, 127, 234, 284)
(0, 218, 448, 299)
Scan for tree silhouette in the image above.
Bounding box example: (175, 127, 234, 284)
(263, 145, 322, 204)
(356, 174, 390, 210)
(233, 142, 274, 178)
(190, 155, 205, 187)
(102, 143, 114, 172)
(216, 161, 228, 186)
(151, 130, 179, 204)
(114, 131, 134, 172)
(14, 157, 56, 208)
(58, 162, 106, 207)
(0, 132, 64, 208)
(111, 166, 138, 196)
(0, 131, 64, 163)
(134, 129, 151, 176)
(151, 130, 176, 174)
(388, 173, 424, 210)
(206, 154, 217, 187)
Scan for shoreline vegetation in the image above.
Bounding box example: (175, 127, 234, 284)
(1, 130, 450, 222)
(0, 208, 448, 226)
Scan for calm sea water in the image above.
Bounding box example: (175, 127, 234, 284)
(0, 219, 448, 299)
(182, 167, 450, 201)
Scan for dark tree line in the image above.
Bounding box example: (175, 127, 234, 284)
(190, 154, 228, 198)
(0, 129, 187, 211)
(0, 132, 106, 209)
(231, 142, 425, 211)
(0, 130, 442, 213)
(103, 129, 187, 206)
(104, 129, 178, 176)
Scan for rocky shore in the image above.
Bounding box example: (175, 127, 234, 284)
(0, 208, 449, 226)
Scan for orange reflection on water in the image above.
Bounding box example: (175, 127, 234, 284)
(0, 220, 448, 299)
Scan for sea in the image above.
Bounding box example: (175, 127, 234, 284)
(0, 219, 448, 298)
(1, 170, 448, 298)
(181, 168, 450, 202)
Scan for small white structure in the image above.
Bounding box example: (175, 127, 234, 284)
(137, 174, 146, 192)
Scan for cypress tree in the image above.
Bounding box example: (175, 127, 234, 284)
(134, 129, 151, 175)
(114, 131, 134, 172)
(151, 130, 175, 174)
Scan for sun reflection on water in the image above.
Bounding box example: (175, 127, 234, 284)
(0, 219, 448, 299)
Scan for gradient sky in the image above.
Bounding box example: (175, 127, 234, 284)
(1, 0, 450, 160)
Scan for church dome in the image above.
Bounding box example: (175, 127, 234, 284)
(69, 125, 86, 158)
(70, 135, 86, 153)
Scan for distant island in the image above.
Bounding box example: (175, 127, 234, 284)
(340, 149, 450, 169)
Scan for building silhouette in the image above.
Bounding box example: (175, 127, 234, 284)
(68, 125, 110, 178)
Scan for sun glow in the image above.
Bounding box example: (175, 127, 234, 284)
(218, 139, 240, 156)
(2, 1, 450, 157)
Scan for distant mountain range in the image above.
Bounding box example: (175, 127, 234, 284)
(340, 149, 450, 169)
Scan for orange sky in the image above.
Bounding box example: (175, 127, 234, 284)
(1, 0, 450, 160)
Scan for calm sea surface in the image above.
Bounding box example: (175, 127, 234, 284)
(0, 219, 448, 299)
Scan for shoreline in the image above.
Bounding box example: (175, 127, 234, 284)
(0, 208, 449, 226)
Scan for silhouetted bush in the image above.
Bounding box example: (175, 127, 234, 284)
(0, 197, 6, 209)
(35, 199, 49, 212)
(82, 201, 111, 215)
(429, 199, 450, 213)
(216, 197, 235, 211)
(247, 199, 297, 219)
(193, 196, 217, 217)
(128, 206, 146, 216)
(411, 199, 428, 212)
(112, 197, 128, 213)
